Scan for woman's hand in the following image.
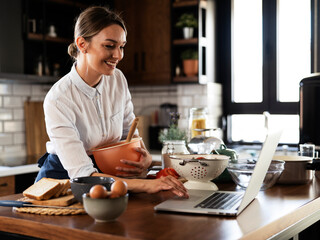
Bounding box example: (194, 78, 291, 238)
(92, 172, 189, 198)
(115, 147, 152, 178)
(128, 175, 189, 198)
(148, 176, 189, 198)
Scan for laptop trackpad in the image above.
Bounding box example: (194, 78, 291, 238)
(166, 190, 213, 207)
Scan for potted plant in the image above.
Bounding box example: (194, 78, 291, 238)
(158, 124, 188, 144)
(181, 49, 198, 77)
(175, 13, 198, 39)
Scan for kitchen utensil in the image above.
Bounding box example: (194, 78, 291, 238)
(126, 117, 139, 142)
(24, 101, 49, 160)
(227, 160, 285, 190)
(169, 154, 229, 190)
(70, 176, 115, 203)
(273, 155, 320, 184)
(91, 138, 142, 176)
(83, 193, 128, 222)
(0, 200, 83, 210)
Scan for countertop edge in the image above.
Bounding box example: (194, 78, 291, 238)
(0, 164, 39, 177)
(0, 154, 161, 178)
(0, 73, 57, 85)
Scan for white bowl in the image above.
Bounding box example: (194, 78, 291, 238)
(169, 154, 229, 190)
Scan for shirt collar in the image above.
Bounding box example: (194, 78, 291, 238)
(70, 63, 103, 99)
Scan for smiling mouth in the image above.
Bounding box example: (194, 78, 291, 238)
(105, 61, 117, 67)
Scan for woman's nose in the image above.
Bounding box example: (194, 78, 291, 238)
(112, 48, 123, 59)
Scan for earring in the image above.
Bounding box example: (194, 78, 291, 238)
(83, 50, 87, 54)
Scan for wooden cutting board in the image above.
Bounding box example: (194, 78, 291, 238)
(20, 194, 76, 207)
(24, 101, 49, 162)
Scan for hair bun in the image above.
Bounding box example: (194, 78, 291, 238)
(68, 42, 78, 59)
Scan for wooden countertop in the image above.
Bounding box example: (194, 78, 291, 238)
(1, 178, 320, 240)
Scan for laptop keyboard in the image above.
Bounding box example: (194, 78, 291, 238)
(195, 192, 242, 210)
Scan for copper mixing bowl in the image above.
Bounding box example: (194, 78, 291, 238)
(92, 137, 142, 175)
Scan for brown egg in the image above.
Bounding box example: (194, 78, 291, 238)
(109, 192, 120, 199)
(89, 184, 108, 199)
(111, 180, 128, 197)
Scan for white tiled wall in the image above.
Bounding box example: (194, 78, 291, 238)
(130, 82, 223, 136)
(0, 80, 223, 157)
(0, 82, 50, 155)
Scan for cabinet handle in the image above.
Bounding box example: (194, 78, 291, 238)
(0, 183, 8, 187)
(134, 52, 139, 71)
(141, 52, 146, 71)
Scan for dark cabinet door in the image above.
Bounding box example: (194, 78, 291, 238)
(0, 0, 23, 74)
(115, 0, 171, 86)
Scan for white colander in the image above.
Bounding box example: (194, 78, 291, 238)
(170, 154, 229, 190)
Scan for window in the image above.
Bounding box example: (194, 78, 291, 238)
(232, 0, 263, 103)
(277, 0, 311, 102)
(217, 0, 315, 145)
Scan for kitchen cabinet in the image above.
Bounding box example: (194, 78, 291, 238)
(0, 0, 24, 74)
(0, 176, 15, 197)
(172, 0, 215, 84)
(114, 0, 171, 86)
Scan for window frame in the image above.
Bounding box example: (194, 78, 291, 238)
(216, 0, 319, 145)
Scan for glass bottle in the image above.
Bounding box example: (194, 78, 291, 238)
(189, 107, 208, 139)
(161, 140, 189, 168)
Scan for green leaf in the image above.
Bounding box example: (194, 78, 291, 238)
(158, 125, 188, 143)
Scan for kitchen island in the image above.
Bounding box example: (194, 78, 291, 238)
(1, 177, 320, 240)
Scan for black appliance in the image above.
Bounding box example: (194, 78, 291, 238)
(299, 74, 320, 148)
(159, 103, 178, 127)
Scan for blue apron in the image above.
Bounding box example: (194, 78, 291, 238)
(35, 153, 99, 182)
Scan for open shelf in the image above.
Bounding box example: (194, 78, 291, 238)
(173, 0, 198, 8)
(173, 38, 198, 45)
(27, 33, 72, 44)
(173, 76, 198, 82)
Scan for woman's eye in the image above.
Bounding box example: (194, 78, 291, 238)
(105, 45, 114, 49)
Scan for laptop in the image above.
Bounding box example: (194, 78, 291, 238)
(154, 129, 282, 216)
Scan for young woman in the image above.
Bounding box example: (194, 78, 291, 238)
(35, 6, 188, 198)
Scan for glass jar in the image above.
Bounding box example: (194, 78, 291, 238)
(189, 107, 208, 139)
(161, 140, 189, 168)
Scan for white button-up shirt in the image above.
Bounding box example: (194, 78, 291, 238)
(44, 64, 137, 178)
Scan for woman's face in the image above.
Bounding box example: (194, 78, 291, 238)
(85, 24, 126, 76)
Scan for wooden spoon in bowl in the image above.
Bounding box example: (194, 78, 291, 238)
(126, 117, 139, 142)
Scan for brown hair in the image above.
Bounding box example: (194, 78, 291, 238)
(68, 6, 127, 60)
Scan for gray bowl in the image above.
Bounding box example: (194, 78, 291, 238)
(83, 193, 128, 222)
(70, 176, 115, 203)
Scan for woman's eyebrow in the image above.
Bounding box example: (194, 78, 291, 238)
(104, 39, 127, 44)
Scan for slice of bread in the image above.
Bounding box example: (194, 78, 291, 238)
(48, 179, 70, 198)
(23, 178, 62, 200)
